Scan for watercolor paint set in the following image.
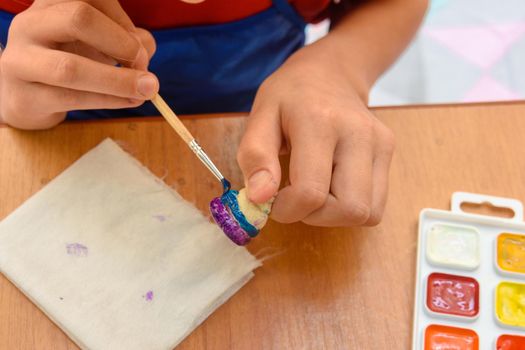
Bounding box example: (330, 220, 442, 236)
(412, 192, 525, 349)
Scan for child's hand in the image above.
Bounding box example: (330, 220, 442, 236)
(0, 0, 159, 129)
(237, 42, 395, 227)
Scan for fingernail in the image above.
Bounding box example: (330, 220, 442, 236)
(137, 75, 157, 98)
(248, 170, 273, 197)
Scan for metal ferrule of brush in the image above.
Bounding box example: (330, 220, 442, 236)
(189, 139, 225, 182)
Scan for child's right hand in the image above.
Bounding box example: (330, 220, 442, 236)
(0, 0, 159, 129)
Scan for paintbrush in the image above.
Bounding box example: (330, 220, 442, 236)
(151, 94, 271, 247)
(150, 94, 228, 187)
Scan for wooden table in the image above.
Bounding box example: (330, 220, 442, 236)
(1, 102, 525, 349)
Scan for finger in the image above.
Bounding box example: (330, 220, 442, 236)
(60, 42, 118, 66)
(237, 106, 282, 204)
(1, 110, 66, 130)
(23, 3, 143, 67)
(2, 82, 143, 129)
(131, 28, 156, 70)
(301, 195, 342, 227)
(25, 82, 145, 113)
(270, 118, 336, 223)
(302, 121, 374, 226)
(35, 0, 136, 32)
(364, 123, 395, 226)
(0, 78, 67, 129)
(5, 47, 158, 99)
(88, 0, 136, 31)
(135, 28, 156, 59)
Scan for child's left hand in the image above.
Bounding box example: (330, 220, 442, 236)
(237, 40, 395, 227)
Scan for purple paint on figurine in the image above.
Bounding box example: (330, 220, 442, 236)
(209, 197, 251, 246)
(145, 291, 154, 301)
(66, 243, 88, 257)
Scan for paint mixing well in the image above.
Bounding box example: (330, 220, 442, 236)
(413, 192, 525, 349)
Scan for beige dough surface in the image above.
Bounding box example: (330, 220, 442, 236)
(236, 188, 273, 230)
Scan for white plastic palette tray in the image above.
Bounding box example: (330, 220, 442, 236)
(413, 192, 525, 349)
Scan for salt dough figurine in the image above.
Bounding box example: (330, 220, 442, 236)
(210, 186, 273, 246)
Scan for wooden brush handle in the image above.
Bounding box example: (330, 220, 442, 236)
(151, 94, 194, 144)
(150, 94, 226, 182)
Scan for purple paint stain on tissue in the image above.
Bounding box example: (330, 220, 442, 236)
(152, 215, 166, 222)
(144, 291, 154, 301)
(66, 243, 88, 257)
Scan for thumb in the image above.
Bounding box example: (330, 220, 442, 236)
(237, 108, 282, 204)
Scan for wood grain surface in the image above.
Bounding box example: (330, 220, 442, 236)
(1, 102, 525, 350)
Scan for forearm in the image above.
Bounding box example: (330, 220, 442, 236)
(304, 0, 428, 101)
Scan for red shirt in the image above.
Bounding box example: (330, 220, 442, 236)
(0, 0, 330, 29)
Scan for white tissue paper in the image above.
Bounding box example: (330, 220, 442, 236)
(0, 138, 260, 350)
